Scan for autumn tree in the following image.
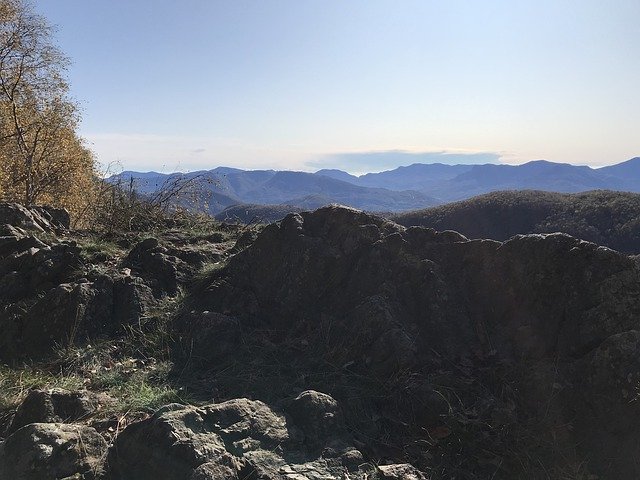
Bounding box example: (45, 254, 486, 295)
(0, 0, 96, 217)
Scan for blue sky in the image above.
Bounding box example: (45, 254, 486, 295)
(35, 0, 640, 173)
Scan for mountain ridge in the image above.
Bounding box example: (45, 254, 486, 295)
(110, 157, 640, 214)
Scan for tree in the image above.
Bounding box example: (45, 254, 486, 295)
(0, 0, 96, 213)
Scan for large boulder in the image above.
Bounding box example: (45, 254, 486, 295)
(0, 233, 83, 301)
(0, 274, 155, 361)
(287, 390, 347, 452)
(0, 423, 107, 480)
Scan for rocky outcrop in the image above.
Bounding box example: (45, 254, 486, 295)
(123, 236, 226, 298)
(180, 205, 640, 478)
(0, 272, 154, 360)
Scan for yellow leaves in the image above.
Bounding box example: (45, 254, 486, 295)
(0, 0, 97, 224)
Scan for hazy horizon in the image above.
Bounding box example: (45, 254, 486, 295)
(111, 152, 639, 178)
(35, 1, 640, 173)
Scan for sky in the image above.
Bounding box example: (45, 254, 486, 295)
(34, 0, 640, 174)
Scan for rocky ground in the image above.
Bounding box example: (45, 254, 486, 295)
(0, 202, 639, 479)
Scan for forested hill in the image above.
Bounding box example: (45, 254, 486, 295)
(392, 190, 640, 254)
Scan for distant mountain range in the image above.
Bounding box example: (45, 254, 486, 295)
(110, 157, 640, 217)
(110, 167, 439, 214)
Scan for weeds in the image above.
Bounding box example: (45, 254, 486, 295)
(0, 363, 84, 411)
(0, 284, 189, 424)
(79, 238, 124, 262)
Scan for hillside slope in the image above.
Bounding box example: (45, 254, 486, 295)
(393, 190, 640, 253)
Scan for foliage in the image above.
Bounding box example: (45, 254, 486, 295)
(85, 171, 219, 233)
(0, 0, 97, 219)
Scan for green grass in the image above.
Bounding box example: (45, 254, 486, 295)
(0, 364, 84, 411)
(0, 288, 188, 420)
(189, 260, 227, 289)
(91, 362, 188, 414)
(78, 237, 125, 263)
(0, 345, 188, 420)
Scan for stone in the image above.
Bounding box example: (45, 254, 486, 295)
(183, 205, 640, 477)
(287, 390, 346, 451)
(8, 389, 99, 434)
(0, 202, 69, 232)
(124, 238, 183, 297)
(0, 271, 156, 360)
(113, 275, 155, 327)
(190, 462, 238, 479)
(377, 463, 428, 480)
(108, 398, 364, 480)
(0, 423, 107, 480)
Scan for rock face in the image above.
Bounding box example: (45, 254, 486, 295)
(200, 206, 640, 364)
(181, 205, 640, 478)
(123, 236, 225, 298)
(0, 423, 107, 480)
(108, 395, 367, 480)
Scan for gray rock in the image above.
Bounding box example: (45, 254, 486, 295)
(108, 398, 365, 480)
(190, 462, 238, 479)
(377, 463, 428, 480)
(124, 238, 183, 297)
(8, 389, 99, 434)
(287, 390, 346, 451)
(185, 205, 640, 478)
(0, 270, 155, 360)
(113, 275, 155, 327)
(31, 205, 71, 230)
(0, 202, 69, 232)
(0, 423, 107, 480)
